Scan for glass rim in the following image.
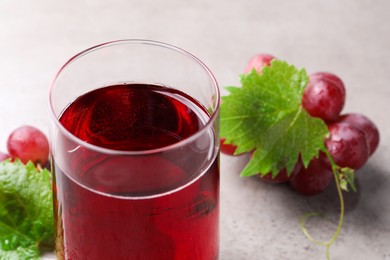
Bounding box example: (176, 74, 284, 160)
(48, 39, 220, 156)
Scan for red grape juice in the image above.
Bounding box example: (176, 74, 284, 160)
(53, 84, 219, 260)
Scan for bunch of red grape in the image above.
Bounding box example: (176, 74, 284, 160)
(0, 125, 50, 167)
(221, 54, 380, 195)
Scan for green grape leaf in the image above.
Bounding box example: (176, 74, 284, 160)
(339, 167, 357, 192)
(221, 60, 329, 177)
(0, 160, 54, 259)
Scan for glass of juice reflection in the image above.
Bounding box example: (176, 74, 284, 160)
(48, 40, 220, 260)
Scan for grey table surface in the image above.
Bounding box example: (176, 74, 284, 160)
(1, 1, 389, 259)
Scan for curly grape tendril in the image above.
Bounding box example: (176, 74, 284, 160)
(299, 148, 345, 260)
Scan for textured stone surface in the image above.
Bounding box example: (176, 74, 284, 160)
(1, 1, 389, 259)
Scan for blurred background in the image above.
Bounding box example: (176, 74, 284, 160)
(1, 1, 389, 259)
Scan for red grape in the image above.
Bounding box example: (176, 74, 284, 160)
(337, 113, 380, 155)
(260, 169, 291, 183)
(310, 72, 345, 96)
(7, 125, 49, 166)
(302, 72, 345, 123)
(220, 138, 239, 156)
(290, 152, 333, 196)
(244, 54, 275, 74)
(259, 159, 302, 184)
(325, 122, 369, 169)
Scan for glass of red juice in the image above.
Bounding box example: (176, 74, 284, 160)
(48, 40, 220, 260)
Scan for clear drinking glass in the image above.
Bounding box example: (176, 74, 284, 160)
(48, 40, 220, 260)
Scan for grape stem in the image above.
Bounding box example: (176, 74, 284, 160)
(299, 149, 345, 260)
(37, 163, 43, 172)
